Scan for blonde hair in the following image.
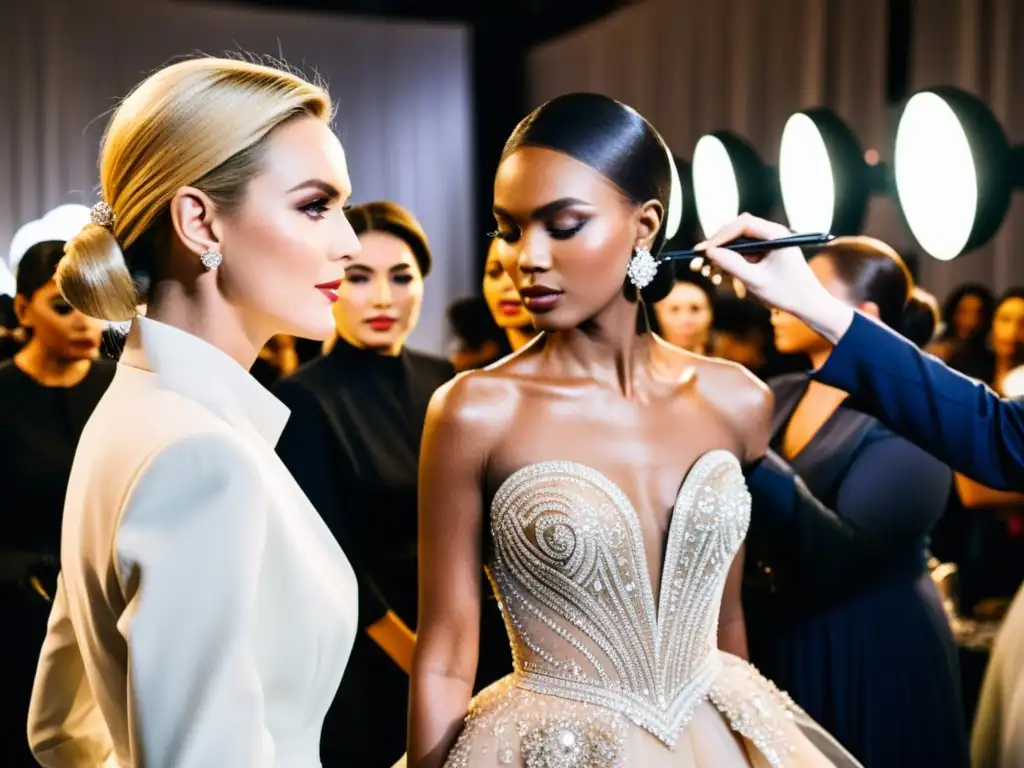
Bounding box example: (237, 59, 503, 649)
(58, 57, 333, 321)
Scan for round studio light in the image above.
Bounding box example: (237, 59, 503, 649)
(692, 131, 773, 238)
(779, 109, 869, 235)
(8, 219, 48, 274)
(41, 204, 91, 241)
(894, 87, 1014, 261)
(662, 156, 698, 248)
(7, 204, 90, 273)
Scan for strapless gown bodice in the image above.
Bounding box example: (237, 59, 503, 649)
(441, 451, 862, 768)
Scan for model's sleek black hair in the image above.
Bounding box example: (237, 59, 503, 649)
(502, 93, 680, 302)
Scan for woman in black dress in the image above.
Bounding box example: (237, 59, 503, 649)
(742, 236, 969, 767)
(274, 201, 453, 767)
(0, 241, 114, 764)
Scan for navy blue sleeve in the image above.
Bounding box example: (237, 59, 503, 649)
(815, 311, 1024, 491)
(746, 438, 951, 597)
(273, 378, 390, 630)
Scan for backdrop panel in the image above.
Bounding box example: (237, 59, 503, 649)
(1, 0, 474, 354)
(528, 0, 1024, 302)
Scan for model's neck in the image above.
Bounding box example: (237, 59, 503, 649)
(14, 339, 93, 386)
(144, 279, 270, 370)
(543, 299, 645, 396)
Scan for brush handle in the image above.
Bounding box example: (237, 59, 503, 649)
(662, 233, 834, 261)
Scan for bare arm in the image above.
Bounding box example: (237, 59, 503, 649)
(718, 543, 748, 659)
(955, 473, 1024, 509)
(408, 374, 507, 768)
(367, 612, 416, 674)
(709, 365, 768, 660)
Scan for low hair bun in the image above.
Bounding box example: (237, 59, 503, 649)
(56, 223, 140, 322)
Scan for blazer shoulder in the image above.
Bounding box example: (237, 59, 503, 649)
(82, 385, 251, 491)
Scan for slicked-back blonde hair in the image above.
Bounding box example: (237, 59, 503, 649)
(58, 57, 333, 321)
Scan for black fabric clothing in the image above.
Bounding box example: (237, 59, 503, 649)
(0, 359, 115, 560)
(0, 358, 114, 765)
(275, 339, 502, 767)
(743, 373, 968, 768)
(274, 339, 452, 628)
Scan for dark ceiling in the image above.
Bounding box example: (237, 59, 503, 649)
(214, 0, 630, 45)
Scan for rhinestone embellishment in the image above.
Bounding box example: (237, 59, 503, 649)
(626, 247, 658, 289)
(89, 201, 116, 231)
(200, 249, 223, 270)
(439, 451, 827, 767)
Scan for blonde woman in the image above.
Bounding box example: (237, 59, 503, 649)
(27, 58, 360, 767)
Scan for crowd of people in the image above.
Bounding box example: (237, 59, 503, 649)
(1, 55, 1022, 768)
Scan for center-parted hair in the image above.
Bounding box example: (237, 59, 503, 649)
(500, 93, 681, 302)
(57, 57, 334, 322)
(813, 236, 913, 331)
(345, 201, 432, 277)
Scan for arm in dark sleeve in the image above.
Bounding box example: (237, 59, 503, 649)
(746, 439, 951, 598)
(815, 311, 1024, 490)
(273, 378, 389, 629)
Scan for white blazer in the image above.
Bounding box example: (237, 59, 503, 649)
(27, 318, 358, 768)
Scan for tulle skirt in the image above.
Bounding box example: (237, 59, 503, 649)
(396, 653, 862, 767)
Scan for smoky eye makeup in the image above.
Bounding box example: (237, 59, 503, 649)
(547, 218, 588, 239)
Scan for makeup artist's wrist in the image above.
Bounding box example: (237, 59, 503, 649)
(800, 291, 855, 345)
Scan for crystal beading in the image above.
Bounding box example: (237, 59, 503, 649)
(441, 451, 834, 766)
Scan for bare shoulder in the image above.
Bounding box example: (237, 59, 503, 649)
(425, 363, 522, 457)
(654, 338, 773, 460)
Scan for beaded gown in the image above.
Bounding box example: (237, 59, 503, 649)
(436, 450, 861, 768)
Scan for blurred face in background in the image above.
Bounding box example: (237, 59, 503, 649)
(771, 255, 844, 358)
(332, 230, 424, 355)
(991, 296, 1024, 362)
(482, 239, 530, 331)
(953, 293, 986, 339)
(653, 281, 712, 352)
(15, 280, 104, 362)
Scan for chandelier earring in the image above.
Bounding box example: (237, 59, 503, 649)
(200, 249, 222, 271)
(626, 247, 659, 290)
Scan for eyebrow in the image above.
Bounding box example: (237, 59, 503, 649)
(493, 197, 591, 221)
(287, 179, 342, 198)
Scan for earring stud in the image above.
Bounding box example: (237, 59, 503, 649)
(627, 247, 659, 290)
(200, 249, 222, 270)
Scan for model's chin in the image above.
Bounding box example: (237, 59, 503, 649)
(288, 312, 337, 342)
(527, 309, 575, 333)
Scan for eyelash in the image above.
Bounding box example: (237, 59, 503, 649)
(488, 221, 587, 244)
(344, 274, 415, 285)
(301, 197, 332, 219)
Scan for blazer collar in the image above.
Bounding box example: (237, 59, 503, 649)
(119, 317, 289, 445)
